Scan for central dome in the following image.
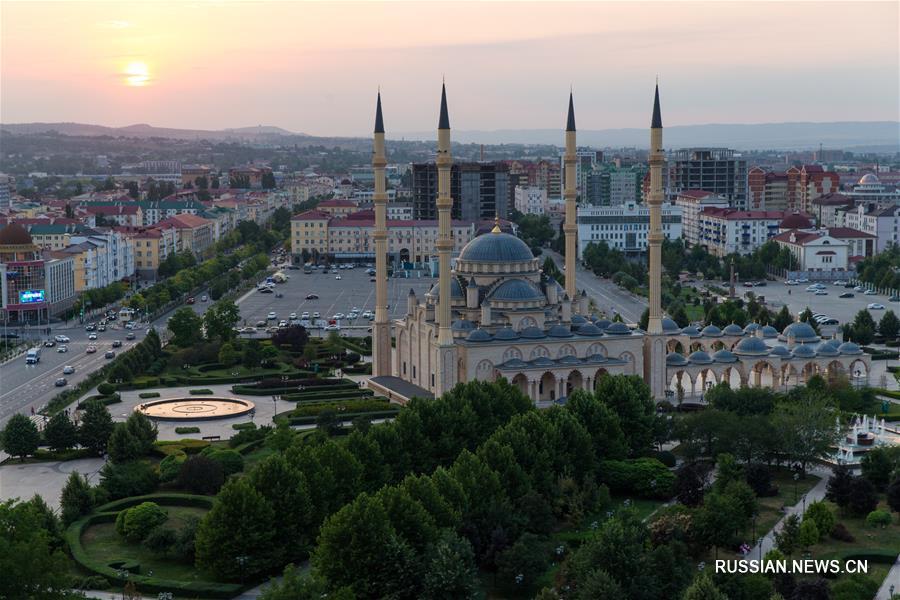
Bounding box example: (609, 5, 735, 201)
(458, 232, 534, 263)
(487, 278, 544, 302)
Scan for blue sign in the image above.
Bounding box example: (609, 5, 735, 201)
(18, 289, 45, 304)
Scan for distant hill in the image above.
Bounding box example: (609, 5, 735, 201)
(0, 122, 302, 141)
(394, 121, 900, 151)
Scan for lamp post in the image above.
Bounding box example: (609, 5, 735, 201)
(758, 537, 764, 561)
(236, 555, 249, 585)
(793, 471, 799, 504)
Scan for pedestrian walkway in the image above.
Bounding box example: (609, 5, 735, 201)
(875, 554, 900, 600)
(741, 468, 831, 563)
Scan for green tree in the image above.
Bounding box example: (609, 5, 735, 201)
(565, 389, 628, 461)
(218, 342, 240, 366)
(60, 471, 94, 525)
(803, 501, 835, 536)
(887, 478, 900, 514)
(98, 460, 158, 499)
(772, 306, 793, 332)
(0, 499, 73, 599)
(797, 518, 819, 550)
(78, 399, 115, 456)
(248, 454, 312, 563)
(177, 455, 224, 495)
(115, 501, 168, 543)
(421, 530, 479, 599)
(826, 464, 854, 512)
(204, 300, 240, 342)
(107, 423, 142, 464)
(125, 410, 157, 454)
(771, 394, 837, 476)
(593, 375, 657, 457)
(682, 572, 728, 600)
(695, 492, 743, 557)
(879, 310, 900, 339)
(44, 412, 77, 453)
(865, 509, 892, 529)
(496, 533, 552, 593)
(168, 307, 204, 347)
(847, 476, 879, 516)
(861, 447, 897, 490)
(259, 565, 354, 600)
(1, 413, 40, 460)
(775, 514, 801, 555)
(195, 477, 278, 580)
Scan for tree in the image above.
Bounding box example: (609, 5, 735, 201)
(1, 413, 40, 460)
(775, 514, 801, 555)
(797, 518, 819, 550)
(496, 533, 552, 593)
(860, 447, 896, 490)
(107, 423, 142, 464)
(865, 509, 892, 529)
(78, 399, 114, 456)
(847, 476, 879, 516)
(115, 501, 168, 543)
(261, 171, 276, 189)
(803, 501, 835, 536)
(887, 478, 900, 514)
(0, 499, 73, 599)
(271, 324, 309, 352)
(831, 574, 880, 600)
(218, 342, 240, 366)
(177, 456, 225, 495)
(195, 478, 278, 580)
(826, 464, 854, 512)
(248, 454, 312, 563)
(592, 375, 658, 456)
(879, 310, 900, 339)
(204, 300, 240, 342)
(695, 492, 743, 557)
(60, 471, 94, 526)
(847, 308, 877, 344)
(125, 410, 157, 454)
(682, 572, 728, 600)
(98, 461, 158, 500)
(168, 307, 204, 347)
(772, 306, 793, 332)
(564, 390, 628, 461)
(675, 461, 710, 507)
(421, 531, 479, 599)
(259, 565, 353, 600)
(771, 394, 838, 476)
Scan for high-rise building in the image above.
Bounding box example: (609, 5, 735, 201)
(560, 149, 599, 198)
(0, 174, 11, 212)
(411, 162, 509, 221)
(669, 148, 748, 209)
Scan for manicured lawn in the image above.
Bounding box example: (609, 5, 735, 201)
(81, 506, 216, 583)
(753, 469, 822, 538)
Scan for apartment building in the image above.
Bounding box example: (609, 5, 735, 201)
(576, 202, 682, 258)
(675, 190, 728, 247)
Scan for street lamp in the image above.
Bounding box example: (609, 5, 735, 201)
(758, 537, 764, 561)
(235, 555, 249, 585)
(793, 472, 799, 504)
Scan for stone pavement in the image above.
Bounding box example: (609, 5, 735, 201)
(0, 456, 105, 510)
(875, 555, 900, 599)
(741, 467, 831, 563)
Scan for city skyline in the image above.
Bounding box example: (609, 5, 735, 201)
(2, 1, 898, 137)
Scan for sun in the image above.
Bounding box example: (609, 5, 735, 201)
(123, 61, 150, 87)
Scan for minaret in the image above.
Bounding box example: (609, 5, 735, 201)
(372, 91, 391, 377)
(563, 92, 578, 303)
(647, 83, 664, 335)
(436, 82, 453, 345)
(434, 82, 458, 395)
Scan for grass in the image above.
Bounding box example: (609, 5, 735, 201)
(80, 506, 217, 584)
(752, 469, 822, 538)
(684, 305, 705, 322)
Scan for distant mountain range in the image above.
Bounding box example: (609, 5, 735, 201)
(395, 121, 900, 152)
(2, 120, 897, 152)
(0, 122, 303, 141)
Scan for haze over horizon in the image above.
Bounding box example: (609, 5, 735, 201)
(2, 1, 898, 137)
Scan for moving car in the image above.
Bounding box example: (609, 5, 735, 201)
(125, 332, 136, 340)
(86, 346, 97, 354)
(54, 334, 70, 343)
(854, 286, 864, 292)
(201, 295, 208, 302)
(63, 365, 75, 375)
(57, 345, 68, 353)
(335, 275, 342, 280)
(43, 340, 56, 347)
(868, 303, 885, 310)
(88, 333, 98, 340)
(54, 378, 68, 387)
(112, 340, 123, 348)
(785, 280, 798, 285)
(104, 350, 116, 359)
(258, 286, 274, 294)
(186, 297, 195, 304)
(814, 290, 828, 296)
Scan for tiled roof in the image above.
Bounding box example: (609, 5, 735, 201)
(701, 207, 789, 220)
(826, 227, 876, 239)
(291, 209, 331, 221)
(678, 189, 716, 199)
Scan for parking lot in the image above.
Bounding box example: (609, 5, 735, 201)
(726, 280, 900, 326)
(235, 266, 436, 336)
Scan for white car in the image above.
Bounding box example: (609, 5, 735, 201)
(814, 290, 828, 296)
(278, 320, 288, 328)
(868, 303, 885, 310)
(63, 365, 75, 375)
(854, 286, 864, 292)
(832, 280, 845, 286)
(54, 335, 70, 343)
(290, 312, 298, 319)
(312, 311, 320, 318)
(335, 275, 342, 280)
(333, 313, 345, 320)
(57, 345, 68, 353)
(785, 280, 798, 285)
(267, 312, 277, 320)
(324, 324, 340, 331)
(864, 289, 876, 295)
(301, 312, 309, 319)
(88, 333, 98, 340)
(805, 285, 819, 292)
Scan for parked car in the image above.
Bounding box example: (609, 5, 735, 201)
(890, 295, 900, 302)
(854, 286, 864, 292)
(312, 311, 320, 318)
(290, 312, 298, 319)
(305, 293, 319, 300)
(63, 365, 75, 375)
(201, 295, 208, 302)
(814, 290, 828, 296)
(867, 303, 885, 310)
(864, 289, 876, 296)
(54, 378, 68, 387)
(186, 297, 195, 304)
(839, 292, 854, 298)
(256, 320, 266, 327)
(267, 312, 277, 320)
(785, 280, 798, 285)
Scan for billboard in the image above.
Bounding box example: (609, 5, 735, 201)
(18, 289, 45, 304)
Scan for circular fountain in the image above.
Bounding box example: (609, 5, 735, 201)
(135, 397, 255, 421)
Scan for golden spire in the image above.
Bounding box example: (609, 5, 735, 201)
(491, 214, 501, 233)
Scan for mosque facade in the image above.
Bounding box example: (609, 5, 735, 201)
(368, 86, 870, 403)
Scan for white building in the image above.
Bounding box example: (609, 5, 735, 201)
(577, 201, 682, 257)
(773, 230, 849, 272)
(514, 186, 549, 215)
(675, 190, 728, 247)
(696, 208, 804, 257)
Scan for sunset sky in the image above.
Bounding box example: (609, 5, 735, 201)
(2, 1, 898, 137)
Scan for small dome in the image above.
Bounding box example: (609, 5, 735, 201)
(769, 345, 792, 357)
(713, 349, 738, 363)
(735, 337, 771, 355)
(858, 173, 880, 185)
(791, 344, 817, 359)
(761, 325, 779, 338)
(723, 323, 745, 336)
(585, 353, 607, 363)
(520, 326, 546, 339)
(531, 356, 554, 367)
(605, 322, 632, 335)
(501, 358, 527, 369)
(666, 353, 689, 366)
(487, 278, 545, 302)
(452, 319, 475, 331)
(559, 355, 581, 366)
(822, 339, 842, 350)
(493, 327, 519, 341)
(701, 325, 723, 337)
(576, 323, 604, 336)
(548, 324, 574, 338)
(688, 350, 713, 365)
(594, 319, 612, 330)
(662, 318, 680, 333)
(838, 342, 863, 355)
(571, 314, 588, 325)
(783, 322, 820, 343)
(466, 328, 493, 342)
(780, 213, 813, 230)
(458, 232, 534, 263)
(744, 323, 761, 334)
(682, 325, 702, 337)
(816, 343, 840, 357)
(0, 223, 34, 246)
(428, 278, 464, 299)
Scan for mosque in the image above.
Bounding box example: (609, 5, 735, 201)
(367, 85, 871, 403)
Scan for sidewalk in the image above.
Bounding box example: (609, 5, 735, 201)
(741, 468, 831, 562)
(875, 555, 900, 600)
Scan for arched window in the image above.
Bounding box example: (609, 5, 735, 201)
(503, 347, 523, 361)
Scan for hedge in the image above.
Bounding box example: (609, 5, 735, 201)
(189, 389, 214, 395)
(231, 380, 358, 396)
(175, 427, 200, 434)
(232, 422, 256, 431)
(76, 394, 121, 409)
(94, 493, 215, 514)
(289, 398, 390, 417)
(281, 408, 400, 426)
(281, 388, 372, 403)
(65, 507, 239, 598)
(138, 392, 161, 399)
(152, 440, 210, 457)
(599, 458, 675, 500)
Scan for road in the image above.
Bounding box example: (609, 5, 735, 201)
(544, 250, 648, 324)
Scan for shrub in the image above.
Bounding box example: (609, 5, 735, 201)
(99, 461, 159, 500)
(746, 463, 778, 497)
(138, 392, 160, 399)
(177, 456, 224, 495)
(803, 501, 836, 536)
(865, 509, 892, 529)
(72, 575, 109, 591)
(189, 389, 214, 395)
(653, 450, 677, 468)
(832, 574, 879, 600)
(830, 522, 855, 542)
(143, 526, 177, 557)
(599, 458, 675, 499)
(231, 422, 256, 431)
(158, 453, 186, 483)
(175, 427, 200, 434)
(97, 383, 116, 396)
(115, 502, 168, 543)
(207, 449, 244, 476)
(228, 425, 270, 448)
